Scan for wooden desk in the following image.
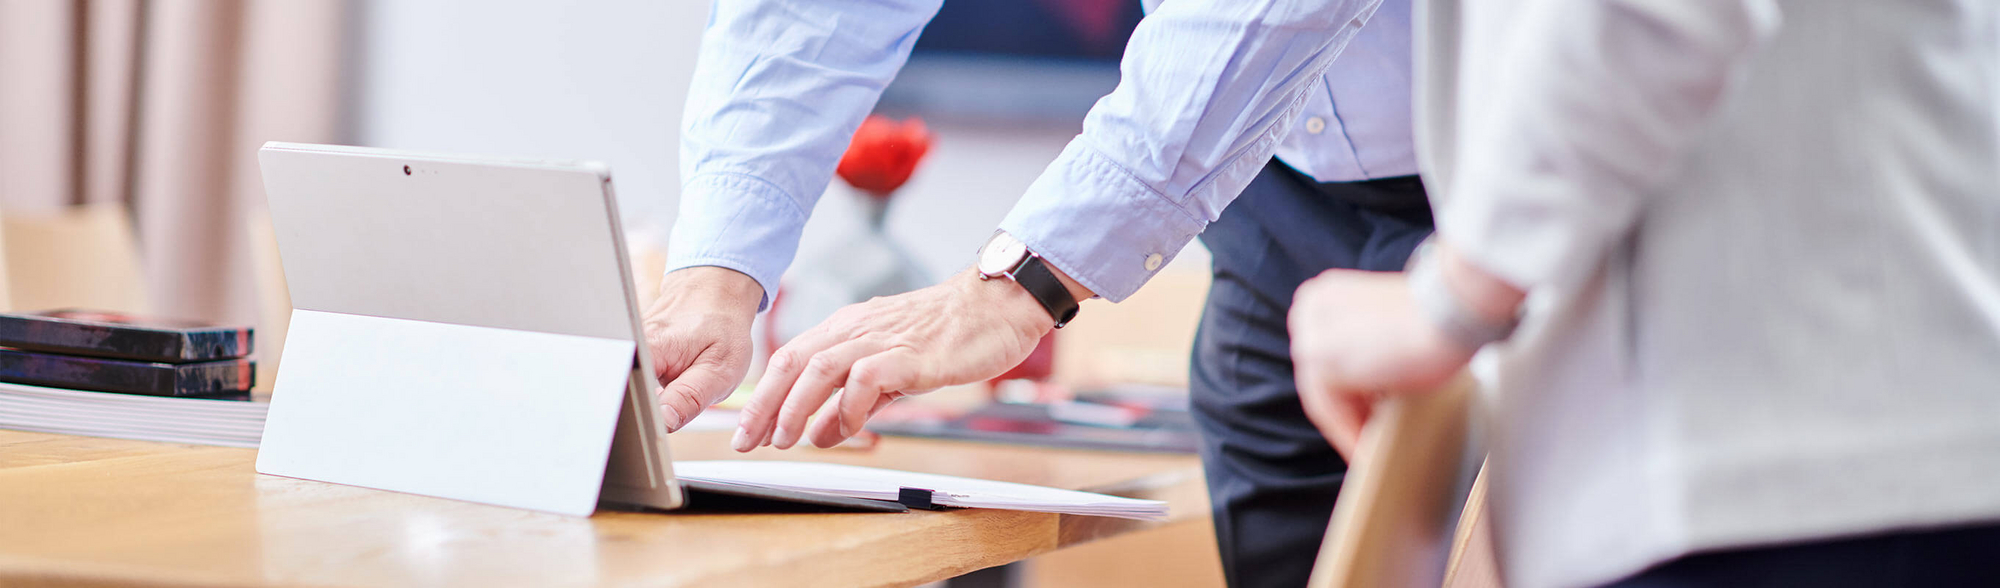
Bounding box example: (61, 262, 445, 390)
(0, 429, 1207, 587)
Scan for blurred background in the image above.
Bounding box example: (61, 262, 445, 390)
(0, 0, 1211, 388)
(0, 0, 1219, 585)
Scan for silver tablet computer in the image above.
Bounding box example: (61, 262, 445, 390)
(255, 142, 899, 515)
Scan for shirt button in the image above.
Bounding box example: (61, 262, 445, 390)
(1305, 116, 1327, 135)
(1144, 253, 1164, 271)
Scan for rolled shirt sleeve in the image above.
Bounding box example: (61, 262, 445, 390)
(1001, 0, 1385, 302)
(669, 0, 944, 309)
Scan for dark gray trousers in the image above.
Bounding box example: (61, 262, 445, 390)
(1190, 160, 1432, 588)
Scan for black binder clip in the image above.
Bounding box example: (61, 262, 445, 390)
(898, 487, 948, 510)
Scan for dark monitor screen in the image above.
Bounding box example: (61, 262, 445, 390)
(913, 0, 1142, 61)
(878, 1, 1144, 124)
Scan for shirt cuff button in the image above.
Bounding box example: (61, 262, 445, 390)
(1305, 116, 1327, 135)
(1144, 253, 1164, 271)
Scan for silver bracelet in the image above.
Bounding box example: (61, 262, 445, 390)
(1406, 237, 1519, 349)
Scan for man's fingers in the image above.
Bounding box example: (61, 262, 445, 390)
(802, 349, 919, 449)
(805, 402, 840, 449)
(734, 326, 848, 452)
(657, 360, 735, 432)
(806, 390, 897, 448)
(831, 350, 920, 444)
(771, 339, 882, 449)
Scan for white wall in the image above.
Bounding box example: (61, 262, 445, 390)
(353, 0, 702, 244)
(351, 0, 1206, 282)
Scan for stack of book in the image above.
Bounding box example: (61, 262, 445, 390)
(0, 383, 266, 447)
(0, 310, 264, 447)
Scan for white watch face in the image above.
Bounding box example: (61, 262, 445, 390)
(978, 232, 1029, 275)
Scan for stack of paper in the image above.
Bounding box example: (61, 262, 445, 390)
(674, 460, 1170, 520)
(0, 382, 266, 447)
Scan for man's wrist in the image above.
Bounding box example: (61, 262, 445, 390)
(958, 267, 1068, 336)
(1043, 261, 1097, 305)
(975, 230, 1096, 328)
(658, 266, 765, 315)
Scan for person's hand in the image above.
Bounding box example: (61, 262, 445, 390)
(644, 266, 764, 432)
(1289, 269, 1472, 457)
(1288, 270, 1472, 458)
(733, 267, 1079, 451)
(1289, 242, 1525, 457)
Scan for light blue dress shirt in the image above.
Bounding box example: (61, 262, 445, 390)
(671, 0, 1402, 306)
(1272, 0, 1414, 183)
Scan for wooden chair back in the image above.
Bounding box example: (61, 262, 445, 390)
(1309, 372, 1490, 588)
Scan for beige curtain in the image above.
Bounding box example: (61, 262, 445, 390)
(0, 0, 346, 326)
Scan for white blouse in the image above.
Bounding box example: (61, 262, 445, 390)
(1415, 1, 2000, 586)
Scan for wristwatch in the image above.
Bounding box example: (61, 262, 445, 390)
(976, 231, 1080, 328)
(1406, 236, 1519, 348)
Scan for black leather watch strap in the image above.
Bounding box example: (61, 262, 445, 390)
(1012, 256, 1080, 328)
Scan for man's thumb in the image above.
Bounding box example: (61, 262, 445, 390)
(658, 363, 736, 432)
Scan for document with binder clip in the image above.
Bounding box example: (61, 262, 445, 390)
(677, 461, 1167, 520)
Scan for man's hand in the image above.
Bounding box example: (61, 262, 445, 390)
(733, 267, 1078, 451)
(645, 266, 764, 432)
(1289, 242, 1525, 457)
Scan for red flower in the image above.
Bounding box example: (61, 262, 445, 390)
(836, 115, 933, 198)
